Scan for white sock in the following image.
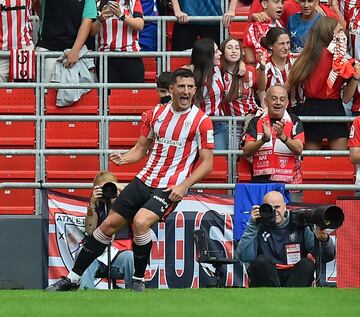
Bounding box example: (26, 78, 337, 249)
(67, 271, 81, 284)
(132, 276, 144, 282)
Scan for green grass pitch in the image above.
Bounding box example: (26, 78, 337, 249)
(0, 288, 359, 317)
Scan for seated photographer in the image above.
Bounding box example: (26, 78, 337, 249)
(81, 171, 134, 289)
(236, 191, 335, 287)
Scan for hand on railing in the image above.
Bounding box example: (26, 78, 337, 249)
(222, 10, 235, 27)
(174, 9, 189, 23)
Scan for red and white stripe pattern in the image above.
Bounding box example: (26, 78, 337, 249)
(137, 103, 214, 188)
(47, 192, 87, 284)
(0, 0, 32, 50)
(243, 19, 283, 60)
(222, 65, 259, 116)
(200, 66, 225, 116)
(263, 53, 304, 107)
(96, 0, 142, 52)
(348, 7, 360, 60)
(339, 0, 360, 23)
(9, 48, 35, 80)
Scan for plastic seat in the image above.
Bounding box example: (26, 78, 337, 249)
(109, 121, 140, 149)
(236, 157, 252, 182)
(0, 121, 36, 148)
(143, 57, 157, 83)
(46, 155, 100, 181)
(229, 5, 250, 41)
(169, 57, 191, 71)
(301, 156, 355, 204)
(0, 188, 35, 215)
(45, 121, 99, 148)
(45, 89, 99, 114)
(0, 155, 36, 180)
(302, 156, 355, 181)
(194, 156, 228, 194)
(166, 21, 175, 50)
(108, 89, 159, 114)
(108, 157, 148, 183)
(0, 89, 36, 114)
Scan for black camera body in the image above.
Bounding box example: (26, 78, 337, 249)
(290, 205, 344, 229)
(257, 203, 276, 225)
(101, 182, 118, 199)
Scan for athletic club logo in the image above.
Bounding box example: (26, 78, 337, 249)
(278, 157, 288, 168)
(289, 232, 297, 242)
(55, 213, 86, 271)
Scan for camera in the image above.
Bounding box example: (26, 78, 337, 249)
(257, 203, 276, 225)
(290, 205, 344, 229)
(101, 182, 118, 199)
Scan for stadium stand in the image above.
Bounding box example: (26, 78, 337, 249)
(0, 4, 358, 216)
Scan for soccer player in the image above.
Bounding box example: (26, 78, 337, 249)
(45, 68, 214, 292)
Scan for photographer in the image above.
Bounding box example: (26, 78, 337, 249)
(80, 171, 134, 289)
(236, 191, 335, 287)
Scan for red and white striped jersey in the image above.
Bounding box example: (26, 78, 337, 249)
(222, 65, 260, 116)
(339, 0, 360, 23)
(0, 0, 32, 50)
(263, 53, 304, 107)
(243, 19, 283, 60)
(348, 7, 360, 59)
(137, 102, 214, 188)
(96, 0, 143, 52)
(199, 66, 225, 116)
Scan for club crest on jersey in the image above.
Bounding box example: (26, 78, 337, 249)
(55, 213, 85, 271)
(278, 156, 288, 168)
(289, 231, 297, 242)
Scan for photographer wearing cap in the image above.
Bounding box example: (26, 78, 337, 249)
(80, 171, 134, 289)
(236, 191, 335, 287)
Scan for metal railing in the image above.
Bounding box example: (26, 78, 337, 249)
(0, 14, 358, 214)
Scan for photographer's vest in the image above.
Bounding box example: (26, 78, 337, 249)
(257, 222, 307, 268)
(252, 112, 296, 183)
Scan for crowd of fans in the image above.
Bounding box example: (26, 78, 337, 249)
(1, 0, 360, 193)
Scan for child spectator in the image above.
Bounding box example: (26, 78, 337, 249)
(286, 0, 321, 53)
(243, 0, 284, 64)
(156, 71, 172, 104)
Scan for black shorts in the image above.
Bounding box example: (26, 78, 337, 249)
(111, 177, 178, 222)
(300, 98, 348, 141)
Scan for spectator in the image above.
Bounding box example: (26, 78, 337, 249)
(340, 0, 360, 115)
(348, 116, 360, 195)
(36, 0, 97, 82)
(286, 0, 321, 53)
(243, 0, 284, 64)
(236, 190, 335, 287)
(139, 0, 158, 51)
(171, 0, 239, 51)
(90, 0, 145, 83)
(0, 0, 35, 82)
(220, 36, 262, 117)
(80, 171, 134, 289)
(286, 0, 346, 53)
(156, 71, 172, 104)
(287, 17, 360, 150)
(257, 27, 303, 111)
(219, 36, 262, 146)
(243, 85, 304, 202)
(45, 68, 214, 292)
(186, 38, 227, 150)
